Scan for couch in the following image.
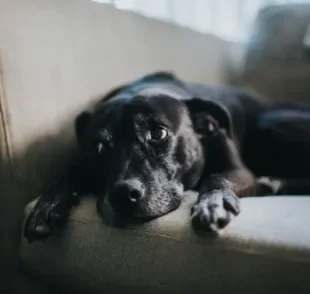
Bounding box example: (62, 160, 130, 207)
(0, 0, 309, 293)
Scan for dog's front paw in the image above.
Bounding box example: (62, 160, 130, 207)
(191, 189, 241, 233)
(24, 193, 72, 243)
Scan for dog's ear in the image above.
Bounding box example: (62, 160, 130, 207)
(185, 98, 233, 137)
(75, 111, 92, 146)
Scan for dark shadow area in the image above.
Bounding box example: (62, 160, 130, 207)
(1, 97, 100, 292)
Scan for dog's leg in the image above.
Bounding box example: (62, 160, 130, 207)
(248, 105, 310, 196)
(191, 128, 255, 232)
(24, 159, 92, 242)
(256, 177, 310, 195)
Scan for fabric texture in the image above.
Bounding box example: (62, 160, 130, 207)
(20, 192, 310, 293)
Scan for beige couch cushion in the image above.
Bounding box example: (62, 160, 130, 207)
(20, 192, 310, 293)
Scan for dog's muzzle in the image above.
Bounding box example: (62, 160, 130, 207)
(98, 178, 147, 226)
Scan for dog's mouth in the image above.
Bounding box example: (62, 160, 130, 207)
(97, 200, 158, 227)
(97, 195, 182, 227)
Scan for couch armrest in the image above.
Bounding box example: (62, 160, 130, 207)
(19, 192, 310, 293)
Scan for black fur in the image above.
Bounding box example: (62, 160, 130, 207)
(24, 72, 310, 242)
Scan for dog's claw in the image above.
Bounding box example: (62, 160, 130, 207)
(191, 189, 240, 233)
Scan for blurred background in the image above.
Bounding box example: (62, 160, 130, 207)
(93, 0, 310, 43)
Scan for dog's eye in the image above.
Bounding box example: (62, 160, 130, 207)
(147, 127, 168, 141)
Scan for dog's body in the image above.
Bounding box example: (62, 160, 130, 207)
(25, 72, 310, 241)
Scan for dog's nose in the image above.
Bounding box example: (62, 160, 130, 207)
(114, 179, 145, 203)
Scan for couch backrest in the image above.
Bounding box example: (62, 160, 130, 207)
(244, 4, 310, 101)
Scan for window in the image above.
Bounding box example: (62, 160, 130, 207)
(93, 0, 310, 42)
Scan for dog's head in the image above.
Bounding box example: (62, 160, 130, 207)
(75, 94, 230, 224)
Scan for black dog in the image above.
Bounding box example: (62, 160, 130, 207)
(24, 72, 310, 242)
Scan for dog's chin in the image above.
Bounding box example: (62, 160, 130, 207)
(98, 197, 181, 227)
(132, 202, 181, 220)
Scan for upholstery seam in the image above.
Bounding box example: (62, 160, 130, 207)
(0, 52, 15, 181)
